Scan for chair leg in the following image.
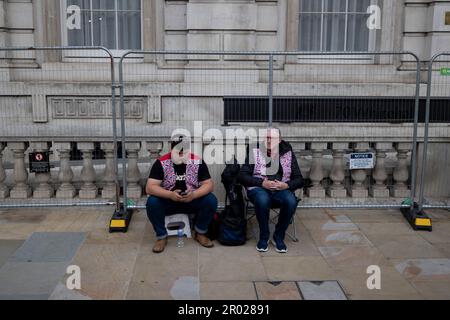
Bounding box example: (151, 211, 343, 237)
(290, 213, 299, 242)
(270, 209, 299, 242)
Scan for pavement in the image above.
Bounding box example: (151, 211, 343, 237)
(0, 206, 449, 300)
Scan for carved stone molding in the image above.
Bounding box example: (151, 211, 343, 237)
(49, 96, 147, 119)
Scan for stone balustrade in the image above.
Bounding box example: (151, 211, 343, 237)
(0, 140, 416, 202)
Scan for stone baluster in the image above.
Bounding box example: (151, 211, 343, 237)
(349, 142, 370, 198)
(78, 142, 98, 199)
(290, 142, 306, 199)
(126, 142, 142, 199)
(0, 143, 9, 199)
(31, 142, 53, 199)
(391, 142, 411, 198)
(146, 142, 163, 164)
(371, 142, 392, 198)
(306, 142, 327, 198)
(328, 142, 348, 198)
(100, 142, 117, 199)
(9, 142, 31, 199)
(55, 142, 76, 198)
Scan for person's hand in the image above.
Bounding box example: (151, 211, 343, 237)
(274, 180, 289, 191)
(169, 190, 184, 202)
(262, 179, 277, 190)
(180, 191, 196, 203)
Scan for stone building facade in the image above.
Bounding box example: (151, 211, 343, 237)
(0, 0, 450, 204)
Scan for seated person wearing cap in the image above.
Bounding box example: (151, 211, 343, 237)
(238, 128, 304, 253)
(145, 137, 218, 253)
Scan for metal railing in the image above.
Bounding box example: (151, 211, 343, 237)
(0, 48, 449, 214)
(117, 50, 422, 211)
(0, 46, 119, 209)
(419, 52, 450, 210)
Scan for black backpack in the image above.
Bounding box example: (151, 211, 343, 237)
(218, 163, 247, 246)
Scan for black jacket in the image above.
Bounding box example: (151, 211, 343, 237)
(238, 141, 304, 191)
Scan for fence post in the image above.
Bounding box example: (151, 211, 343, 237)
(119, 53, 128, 212)
(418, 53, 450, 211)
(409, 55, 421, 206)
(268, 54, 274, 127)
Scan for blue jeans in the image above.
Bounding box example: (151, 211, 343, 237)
(247, 187, 298, 241)
(146, 193, 218, 240)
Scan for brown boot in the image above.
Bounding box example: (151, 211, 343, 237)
(195, 233, 214, 248)
(152, 238, 168, 253)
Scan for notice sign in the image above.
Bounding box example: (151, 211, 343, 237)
(441, 68, 450, 76)
(349, 153, 375, 170)
(29, 152, 50, 173)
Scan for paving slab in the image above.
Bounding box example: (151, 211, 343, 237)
(262, 256, 335, 281)
(409, 281, 450, 300)
(366, 234, 445, 259)
(259, 224, 321, 257)
(0, 240, 24, 267)
(295, 209, 330, 221)
(0, 294, 50, 300)
(334, 265, 423, 300)
(297, 281, 347, 300)
(170, 276, 200, 300)
(434, 243, 450, 258)
(0, 222, 43, 240)
(318, 246, 389, 268)
(355, 222, 415, 236)
(344, 209, 404, 223)
(200, 282, 257, 300)
(71, 243, 140, 284)
(33, 207, 113, 234)
(254, 281, 302, 300)
(393, 258, 450, 281)
(73, 280, 130, 300)
(417, 222, 450, 244)
(49, 282, 92, 300)
(0, 209, 47, 224)
(302, 219, 359, 231)
(0, 261, 68, 298)
(10, 232, 86, 263)
(199, 245, 267, 282)
(86, 211, 147, 245)
(310, 230, 372, 247)
(426, 209, 450, 222)
(127, 240, 199, 300)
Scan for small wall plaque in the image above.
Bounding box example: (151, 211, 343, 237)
(446, 12, 450, 25)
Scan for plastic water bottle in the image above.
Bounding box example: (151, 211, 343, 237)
(176, 228, 184, 248)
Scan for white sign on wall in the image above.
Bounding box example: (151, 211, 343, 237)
(349, 153, 375, 170)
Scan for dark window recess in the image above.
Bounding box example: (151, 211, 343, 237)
(69, 142, 125, 161)
(223, 97, 450, 124)
(69, 142, 106, 161)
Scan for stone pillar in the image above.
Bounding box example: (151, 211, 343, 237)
(391, 142, 411, 198)
(328, 142, 348, 198)
(290, 142, 306, 199)
(101, 142, 117, 199)
(349, 142, 370, 198)
(9, 142, 31, 199)
(0, 142, 9, 199)
(126, 142, 142, 200)
(371, 142, 392, 198)
(306, 142, 327, 198)
(31, 142, 53, 199)
(78, 143, 98, 199)
(55, 142, 76, 199)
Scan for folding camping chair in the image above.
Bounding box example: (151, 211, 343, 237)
(242, 187, 301, 242)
